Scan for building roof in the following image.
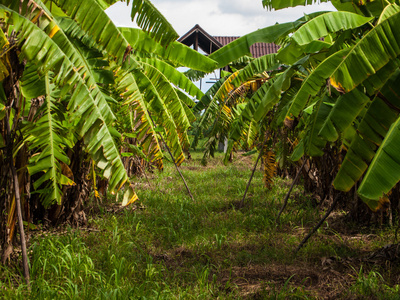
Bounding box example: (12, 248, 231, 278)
(178, 24, 280, 58)
(178, 24, 222, 54)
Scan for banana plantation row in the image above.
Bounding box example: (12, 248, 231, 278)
(1, 0, 400, 285)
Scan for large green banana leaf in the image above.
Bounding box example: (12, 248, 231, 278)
(50, 0, 135, 64)
(208, 17, 315, 69)
(319, 59, 400, 142)
(44, 3, 192, 165)
(132, 70, 186, 165)
(128, 0, 178, 46)
(52, 0, 178, 46)
(328, 6, 400, 92)
(319, 88, 370, 142)
(285, 47, 351, 118)
(292, 11, 373, 45)
(114, 67, 164, 169)
(262, 0, 330, 11)
(138, 56, 204, 100)
(361, 59, 400, 95)
(48, 16, 117, 123)
(334, 70, 400, 197)
(25, 73, 73, 207)
(291, 96, 331, 160)
(139, 60, 192, 137)
(230, 54, 280, 87)
(358, 114, 400, 208)
(119, 27, 217, 73)
(286, 6, 400, 118)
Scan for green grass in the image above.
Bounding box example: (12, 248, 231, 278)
(1, 151, 399, 299)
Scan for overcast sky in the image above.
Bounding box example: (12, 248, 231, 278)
(106, 0, 336, 37)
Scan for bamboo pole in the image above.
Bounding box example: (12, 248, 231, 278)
(163, 138, 194, 201)
(239, 132, 268, 208)
(149, 115, 194, 201)
(295, 193, 341, 254)
(276, 159, 307, 224)
(5, 112, 30, 286)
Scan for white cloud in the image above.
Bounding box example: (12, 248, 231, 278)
(217, 0, 267, 17)
(106, 1, 336, 37)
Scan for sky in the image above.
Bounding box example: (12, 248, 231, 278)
(106, 1, 336, 92)
(106, 0, 337, 37)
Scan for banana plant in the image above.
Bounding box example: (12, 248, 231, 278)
(192, 0, 400, 211)
(0, 0, 216, 266)
(260, 1, 400, 209)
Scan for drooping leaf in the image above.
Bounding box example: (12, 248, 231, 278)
(129, 0, 178, 46)
(139, 56, 204, 100)
(328, 8, 400, 92)
(208, 19, 307, 69)
(358, 116, 400, 209)
(285, 47, 351, 118)
(114, 66, 164, 169)
(292, 11, 373, 45)
(119, 27, 217, 72)
(230, 54, 280, 87)
(25, 72, 72, 207)
(262, 0, 330, 11)
(132, 70, 186, 165)
(50, 0, 135, 64)
(334, 70, 400, 193)
(319, 88, 370, 142)
(71, 0, 178, 46)
(139, 59, 192, 139)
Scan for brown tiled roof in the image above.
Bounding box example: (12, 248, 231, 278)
(213, 36, 280, 58)
(178, 25, 280, 59)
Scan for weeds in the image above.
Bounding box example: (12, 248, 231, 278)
(346, 266, 400, 299)
(1, 151, 398, 299)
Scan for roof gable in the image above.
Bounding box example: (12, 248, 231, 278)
(178, 24, 222, 54)
(179, 25, 280, 58)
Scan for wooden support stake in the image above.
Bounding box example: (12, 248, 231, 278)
(295, 193, 341, 254)
(5, 112, 30, 286)
(239, 132, 268, 208)
(149, 115, 194, 201)
(276, 159, 307, 224)
(163, 140, 194, 201)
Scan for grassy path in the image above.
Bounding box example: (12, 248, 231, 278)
(1, 152, 399, 299)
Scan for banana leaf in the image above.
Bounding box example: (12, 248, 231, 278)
(119, 27, 217, 72)
(334, 70, 400, 195)
(262, 0, 330, 11)
(292, 11, 372, 45)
